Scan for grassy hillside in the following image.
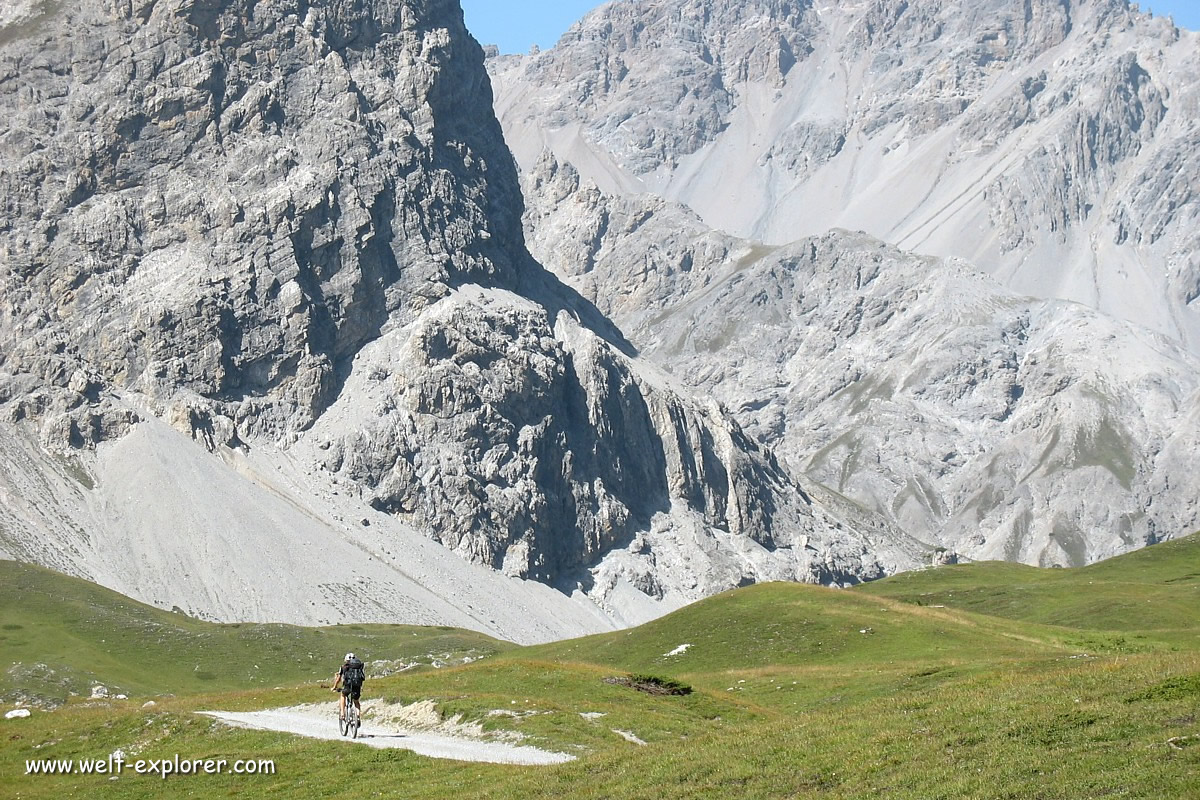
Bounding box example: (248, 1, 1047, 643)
(2, 537, 1199, 799)
(520, 581, 1071, 668)
(0, 561, 513, 706)
(857, 532, 1200, 643)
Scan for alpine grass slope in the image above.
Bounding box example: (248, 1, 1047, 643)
(1, 534, 1197, 798)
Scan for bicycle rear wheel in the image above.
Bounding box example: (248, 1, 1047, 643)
(351, 706, 360, 739)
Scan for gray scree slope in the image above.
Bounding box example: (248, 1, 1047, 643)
(491, 0, 1200, 351)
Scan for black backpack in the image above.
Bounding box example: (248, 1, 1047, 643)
(344, 657, 366, 687)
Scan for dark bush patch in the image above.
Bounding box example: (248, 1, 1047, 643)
(604, 674, 693, 696)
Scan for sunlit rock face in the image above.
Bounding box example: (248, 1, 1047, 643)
(492, 0, 1200, 351)
(0, 0, 925, 635)
(492, 0, 1200, 567)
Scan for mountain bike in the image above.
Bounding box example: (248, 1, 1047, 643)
(336, 689, 361, 738)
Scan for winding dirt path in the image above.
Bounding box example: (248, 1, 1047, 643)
(198, 707, 575, 766)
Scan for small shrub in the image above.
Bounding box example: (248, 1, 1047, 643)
(604, 674, 693, 696)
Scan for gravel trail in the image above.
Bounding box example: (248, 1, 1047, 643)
(198, 707, 574, 766)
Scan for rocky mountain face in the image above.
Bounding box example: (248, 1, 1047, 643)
(492, 0, 1200, 573)
(503, 36, 1200, 567)
(491, 0, 1200, 352)
(0, 0, 925, 636)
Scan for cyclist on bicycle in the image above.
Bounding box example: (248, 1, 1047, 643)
(332, 652, 366, 722)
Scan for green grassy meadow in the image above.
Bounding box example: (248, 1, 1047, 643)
(2, 534, 1199, 799)
(0, 560, 512, 705)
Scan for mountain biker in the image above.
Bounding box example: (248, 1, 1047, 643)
(332, 652, 366, 722)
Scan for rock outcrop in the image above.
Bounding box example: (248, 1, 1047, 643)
(2, 0, 525, 443)
(517, 153, 1200, 567)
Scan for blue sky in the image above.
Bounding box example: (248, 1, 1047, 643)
(1145, 0, 1200, 29)
(460, 1, 605, 54)
(462, 0, 1200, 54)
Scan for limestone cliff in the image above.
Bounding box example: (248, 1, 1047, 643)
(0, 0, 921, 633)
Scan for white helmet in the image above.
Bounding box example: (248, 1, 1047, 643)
(345, 653, 355, 661)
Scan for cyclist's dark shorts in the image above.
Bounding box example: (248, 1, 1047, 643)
(342, 681, 362, 701)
